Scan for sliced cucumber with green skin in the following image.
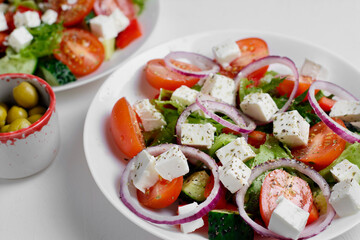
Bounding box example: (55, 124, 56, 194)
(0, 55, 38, 74)
(208, 210, 254, 240)
(37, 57, 76, 86)
(181, 170, 210, 202)
(101, 38, 116, 61)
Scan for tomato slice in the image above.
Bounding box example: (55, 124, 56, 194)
(0, 32, 8, 52)
(247, 130, 267, 148)
(259, 169, 313, 227)
(277, 75, 317, 100)
(318, 96, 336, 112)
(54, 28, 105, 76)
(94, 0, 136, 19)
(116, 18, 142, 49)
(110, 97, 145, 159)
(220, 38, 269, 82)
(137, 176, 183, 209)
(4, 12, 15, 33)
(49, 0, 95, 27)
(292, 118, 347, 171)
(306, 203, 319, 225)
(145, 59, 201, 90)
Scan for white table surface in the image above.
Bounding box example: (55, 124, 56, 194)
(1, 0, 360, 239)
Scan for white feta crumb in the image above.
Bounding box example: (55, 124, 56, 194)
(273, 110, 310, 148)
(0, 12, 8, 31)
(155, 146, 189, 181)
(90, 15, 118, 40)
(212, 40, 241, 68)
(218, 157, 251, 193)
(180, 123, 216, 149)
(200, 74, 236, 106)
(41, 9, 58, 25)
(330, 159, 360, 183)
(329, 100, 360, 122)
(329, 179, 360, 217)
(178, 202, 204, 233)
(170, 85, 199, 106)
(133, 99, 166, 132)
(8, 26, 33, 52)
(215, 137, 255, 165)
(300, 58, 327, 80)
(110, 8, 130, 34)
(14, 11, 41, 28)
(240, 92, 279, 122)
(130, 150, 159, 193)
(0, 3, 9, 13)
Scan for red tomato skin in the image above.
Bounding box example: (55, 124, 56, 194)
(260, 169, 313, 227)
(54, 29, 105, 76)
(0, 32, 8, 52)
(110, 97, 145, 159)
(292, 118, 347, 171)
(247, 131, 267, 148)
(137, 177, 183, 209)
(116, 19, 142, 49)
(306, 203, 319, 225)
(318, 97, 336, 112)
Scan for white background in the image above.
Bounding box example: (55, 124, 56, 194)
(1, 0, 360, 239)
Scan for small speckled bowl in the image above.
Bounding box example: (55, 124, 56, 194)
(0, 73, 60, 179)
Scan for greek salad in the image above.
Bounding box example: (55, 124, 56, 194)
(0, 0, 144, 86)
(109, 37, 360, 240)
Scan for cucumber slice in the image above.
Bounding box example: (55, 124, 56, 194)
(208, 210, 254, 240)
(181, 170, 210, 202)
(101, 38, 116, 61)
(37, 57, 76, 86)
(0, 55, 37, 74)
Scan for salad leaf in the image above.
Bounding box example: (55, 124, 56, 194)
(19, 23, 64, 58)
(132, 0, 146, 14)
(207, 133, 238, 158)
(319, 142, 360, 183)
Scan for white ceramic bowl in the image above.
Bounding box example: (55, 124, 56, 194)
(0, 73, 60, 179)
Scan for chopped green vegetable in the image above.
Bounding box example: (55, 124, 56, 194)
(181, 170, 210, 202)
(208, 133, 237, 158)
(0, 55, 37, 74)
(37, 57, 76, 86)
(132, 0, 146, 14)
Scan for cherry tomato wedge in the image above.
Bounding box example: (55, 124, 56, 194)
(220, 38, 269, 82)
(318, 96, 336, 112)
(49, 0, 95, 27)
(247, 130, 267, 148)
(306, 203, 319, 225)
(54, 29, 105, 76)
(137, 176, 183, 209)
(110, 97, 145, 159)
(145, 59, 201, 90)
(3, 12, 15, 33)
(116, 19, 142, 49)
(277, 75, 317, 100)
(260, 169, 313, 227)
(292, 118, 347, 171)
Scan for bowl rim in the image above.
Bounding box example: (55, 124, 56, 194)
(0, 73, 56, 142)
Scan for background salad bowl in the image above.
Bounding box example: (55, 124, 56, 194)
(52, 0, 160, 92)
(83, 29, 360, 239)
(0, 73, 60, 179)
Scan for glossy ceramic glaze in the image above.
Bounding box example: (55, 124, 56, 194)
(0, 73, 60, 179)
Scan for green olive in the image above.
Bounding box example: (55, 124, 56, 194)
(7, 118, 31, 132)
(28, 114, 43, 124)
(29, 106, 47, 116)
(0, 106, 7, 128)
(1, 124, 10, 133)
(0, 102, 8, 111)
(6, 106, 28, 124)
(13, 82, 39, 109)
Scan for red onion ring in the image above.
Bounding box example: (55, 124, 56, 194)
(236, 158, 335, 239)
(234, 56, 300, 115)
(308, 80, 360, 143)
(195, 98, 256, 134)
(119, 144, 222, 225)
(164, 51, 220, 78)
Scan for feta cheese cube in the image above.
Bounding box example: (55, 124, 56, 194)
(212, 41, 241, 68)
(41, 9, 58, 25)
(133, 99, 166, 132)
(130, 150, 159, 193)
(329, 179, 360, 217)
(90, 15, 118, 40)
(180, 123, 216, 149)
(0, 3, 9, 13)
(273, 110, 310, 148)
(300, 58, 327, 80)
(170, 85, 199, 106)
(240, 93, 279, 122)
(200, 74, 236, 106)
(8, 26, 33, 52)
(0, 12, 8, 31)
(268, 196, 309, 240)
(215, 137, 255, 165)
(155, 146, 189, 181)
(330, 159, 360, 183)
(67, 0, 78, 4)
(14, 11, 41, 28)
(61, 4, 71, 11)
(110, 8, 130, 34)
(218, 157, 251, 193)
(329, 100, 360, 122)
(178, 203, 204, 233)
